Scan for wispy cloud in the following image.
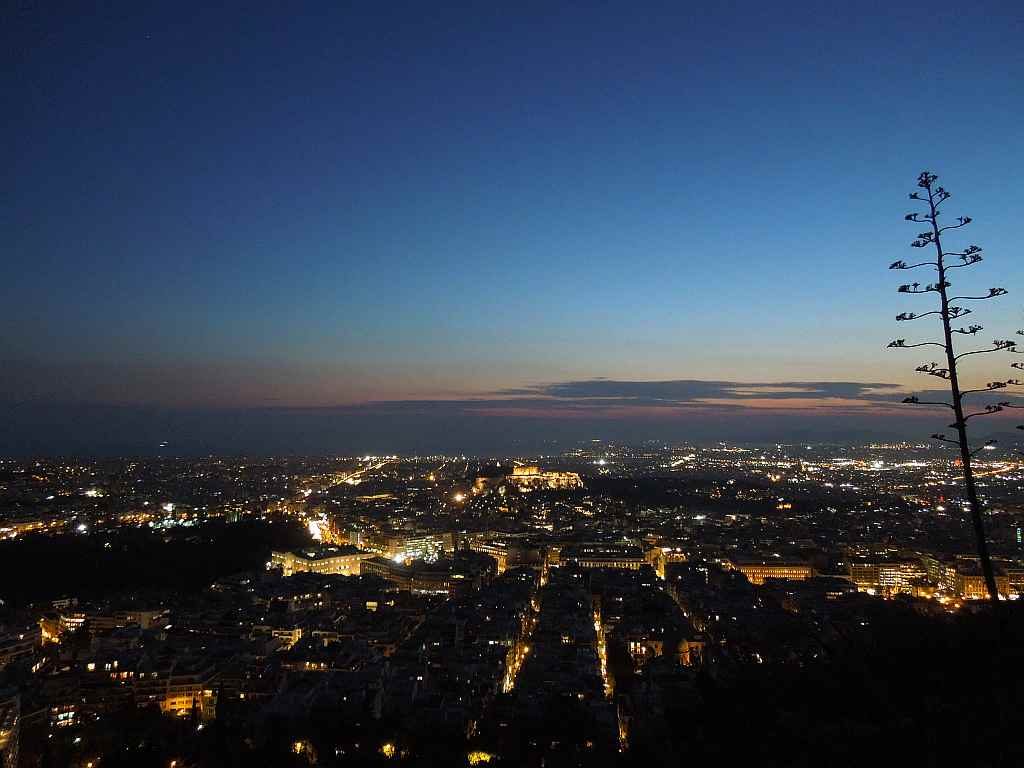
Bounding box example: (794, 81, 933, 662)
(344, 378, 1024, 424)
(5, 376, 1022, 456)
(5, 371, 1023, 456)
(498, 379, 903, 405)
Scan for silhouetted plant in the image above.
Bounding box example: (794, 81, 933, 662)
(1004, 328, 1024, 449)
(890, 171, 1020, 606)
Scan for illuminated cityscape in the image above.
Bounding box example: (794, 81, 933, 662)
(7, 1, 1024, 765)
(1, 443, 1024, 765)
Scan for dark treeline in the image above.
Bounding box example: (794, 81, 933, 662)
(0, 519, 310, 612)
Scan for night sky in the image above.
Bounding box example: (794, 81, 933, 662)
(4, 1, 1024, 454)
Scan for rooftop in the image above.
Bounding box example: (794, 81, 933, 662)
(291, 545, 367, 560)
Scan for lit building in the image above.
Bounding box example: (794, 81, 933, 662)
(270, 545, 375, 577)
(473, 474, 505, 493)
(360, 557, 411, 589)
(726, 558, 815, 585)
(82, 609, 168, 635)
(621, 632, 705, 667)
(507, 465, 583, 491)
(956, 566, 1010, 600)
(134, 660, 218, 721)
(58, 612, 87, 633)
(1005, 567, 1024, 598)
(561, 543, 644, 570)
(922, 555, 957, 592)
(50, 701, 77, 728)
(359, 530, 455, 563)
(38, 616, 61, 645)
(678, 636, 706, 666)
(385, 532, 453, 563)
(848, 559, 925, 596)
(360, 552, 496, 595)
(646, 546, 688, 579)
(468, 538, 543, 574)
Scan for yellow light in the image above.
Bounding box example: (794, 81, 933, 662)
(380, 742, 397, 759)
(467, 751, 495, 765)
(453, 492, 465, 502)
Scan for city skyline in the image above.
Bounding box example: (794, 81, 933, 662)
(2, 445, 1022, 766)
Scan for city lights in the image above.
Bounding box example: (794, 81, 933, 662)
(6, 5, 1024, 764)
(4, 444, 1023, 765)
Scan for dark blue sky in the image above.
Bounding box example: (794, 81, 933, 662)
(4, 1, 1024, 454)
